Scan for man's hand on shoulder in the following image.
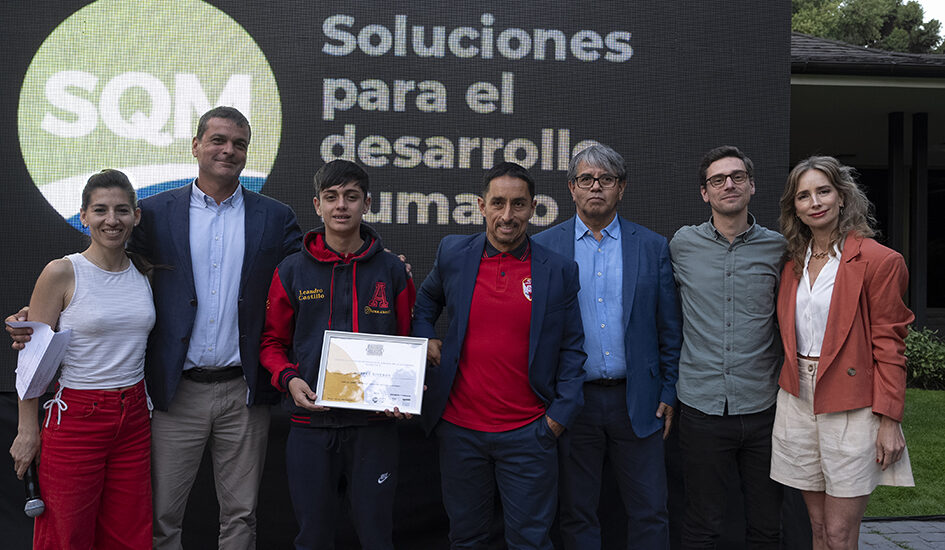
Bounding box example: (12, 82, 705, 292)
(385, 248, 412, 278)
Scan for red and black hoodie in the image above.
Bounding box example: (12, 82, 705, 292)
(260, 223, 415, 427)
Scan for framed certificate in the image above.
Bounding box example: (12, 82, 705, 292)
(313, 330, 428, 415)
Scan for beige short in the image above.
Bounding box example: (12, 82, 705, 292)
(770, 357, 914, 497)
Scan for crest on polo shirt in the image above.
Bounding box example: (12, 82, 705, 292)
(522, 277, 532, 302)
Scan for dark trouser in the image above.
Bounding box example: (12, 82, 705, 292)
(285, 422, 398, 550)
(436, 418, 558, 550)
(678, 403, 782, 549)
(559, 383, 669, 550)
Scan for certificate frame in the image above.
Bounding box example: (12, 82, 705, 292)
(313, 330, 428, 415)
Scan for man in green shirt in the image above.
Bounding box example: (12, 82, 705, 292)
(669, 145, 786, 549)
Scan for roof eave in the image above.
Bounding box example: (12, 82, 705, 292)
(791, 60, 945, 78)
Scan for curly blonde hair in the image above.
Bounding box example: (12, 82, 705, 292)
(779, 156, 875, 277)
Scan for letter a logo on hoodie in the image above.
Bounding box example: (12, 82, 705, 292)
(368, 282, 389, 308)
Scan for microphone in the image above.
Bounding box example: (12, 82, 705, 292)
(23, 462, 44, 518)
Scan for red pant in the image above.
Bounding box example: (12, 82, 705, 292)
(34, 381, 152, 550)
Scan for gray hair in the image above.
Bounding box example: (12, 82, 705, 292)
(568, 143, 627, 182)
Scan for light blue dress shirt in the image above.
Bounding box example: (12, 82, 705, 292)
(574, 215, 626, 381)
(184, 182, 245, 370)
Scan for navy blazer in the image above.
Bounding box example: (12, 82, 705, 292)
(413, 233, 587, 435)
(128, 184, 302, 410)
(532, 216, 682, 438)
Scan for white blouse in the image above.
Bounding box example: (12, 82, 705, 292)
(795, 243, 842, 357)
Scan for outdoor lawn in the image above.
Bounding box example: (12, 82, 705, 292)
(866, 388, 945, 517)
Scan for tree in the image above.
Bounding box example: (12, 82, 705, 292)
(792, 0, 944, 53)
(793, 0, 842, 38)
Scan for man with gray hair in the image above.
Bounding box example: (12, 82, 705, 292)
(534, 143, 682, 549)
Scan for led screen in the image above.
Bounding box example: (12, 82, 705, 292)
(0, 0, 789, 394)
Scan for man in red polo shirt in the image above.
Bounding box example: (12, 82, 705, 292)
(413, 161, 586, 550)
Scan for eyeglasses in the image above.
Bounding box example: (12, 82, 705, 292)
(705, 170, 749, 188)
(573, 174, 620, 189)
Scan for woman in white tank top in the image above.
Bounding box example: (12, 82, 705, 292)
(9, 169, 156, 550)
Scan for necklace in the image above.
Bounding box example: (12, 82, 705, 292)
(811, 249, 829, 260)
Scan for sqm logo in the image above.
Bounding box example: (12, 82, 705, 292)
(17, 0, 281, 232)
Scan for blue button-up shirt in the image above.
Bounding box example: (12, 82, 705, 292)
(184, 182, 245, 370)
(574, 215, 626, 381)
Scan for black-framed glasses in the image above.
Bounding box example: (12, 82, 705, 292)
(573, 174, 620, 189)
(705, 170, 749, 188)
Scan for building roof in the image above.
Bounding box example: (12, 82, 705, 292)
(792, 32, 945, 77)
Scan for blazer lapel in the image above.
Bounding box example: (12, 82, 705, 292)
(817, 236, 866, 378)
(454, 234, 486, 346)
(559, 218, 577, 258)
(167, 185, 195, 296)
(778, 263, 800, 364)
(241, 189, 266, 292)
(528, 246, 550, 367)
(619, 218, 639, 330)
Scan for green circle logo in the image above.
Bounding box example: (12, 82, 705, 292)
(17, 0, 281, 230)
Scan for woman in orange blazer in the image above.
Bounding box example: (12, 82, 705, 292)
(770, 156, 914, 550)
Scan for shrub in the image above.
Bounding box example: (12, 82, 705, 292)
(905, 326, 945, 390)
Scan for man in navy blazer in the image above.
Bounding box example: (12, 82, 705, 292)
(532, 144, 681, 549)
(413, 162, 586, 550)
(129, 107, 301, 549)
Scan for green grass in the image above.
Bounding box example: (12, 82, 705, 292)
(866, 388, 945, 517)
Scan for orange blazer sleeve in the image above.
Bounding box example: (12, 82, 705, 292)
(863, 245, 912, 421)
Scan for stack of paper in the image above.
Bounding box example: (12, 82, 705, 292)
(8, 321, 71, 400)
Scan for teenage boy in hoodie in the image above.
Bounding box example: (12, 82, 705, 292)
(260, 159, 415, 550)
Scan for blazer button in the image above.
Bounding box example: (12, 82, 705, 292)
(190, 299, 197, 307)
(847, 368, 856, 376)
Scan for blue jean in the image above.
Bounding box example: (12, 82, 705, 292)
(285, 422, 398, 550)
(559, 383, 669, 550)
(436, 418, 558, 550)
(678, 403, 782, 549)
